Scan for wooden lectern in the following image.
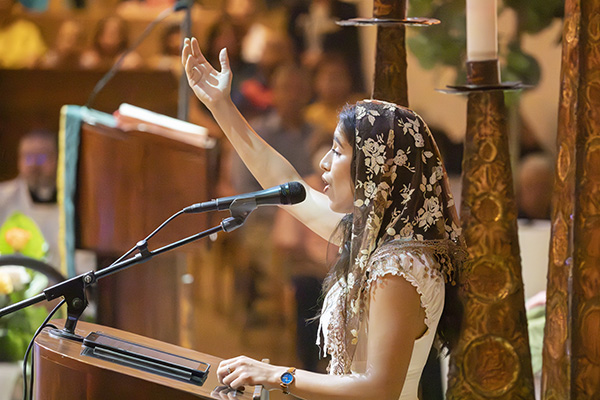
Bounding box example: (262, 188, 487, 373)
(65, 106, 220, 347)
(0, 68, 180, 182)
(34, 320, 266, 399)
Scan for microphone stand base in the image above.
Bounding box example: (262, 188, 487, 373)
(49, 328, 85, 342)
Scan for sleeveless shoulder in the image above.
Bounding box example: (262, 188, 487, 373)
(364, 240, 446, 330)
(317, 240, 448, 376)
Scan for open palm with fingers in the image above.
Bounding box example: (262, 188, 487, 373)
(181, 37, 232, 109)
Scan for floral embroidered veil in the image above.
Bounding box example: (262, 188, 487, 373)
(320, 99, 466, 374)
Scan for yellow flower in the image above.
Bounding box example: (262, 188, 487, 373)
(4, 227, 32, 252)
(0, 271, 13, 295)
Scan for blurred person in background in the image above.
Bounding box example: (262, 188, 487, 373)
(235, 28, 296, 119)
(205, 15, 255, 121)
(305, 53, 364, 138)
(517, 152, 554, 221)
(224, 0, 262, 44)
(0, 130, 60, 267)
(271, 132, 331, 373)
(229, 63, 314, 202)
(38, 18, 86, 69)
(0, 0, 47, 68)
(224, 64, 315, 328)
(80, 15, 144, 70)
(149, 22, 183, 74)
(286, 0, 364, 90)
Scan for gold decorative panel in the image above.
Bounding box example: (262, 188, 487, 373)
(447, 91, 535, 399)
(542, 0, 600, 397)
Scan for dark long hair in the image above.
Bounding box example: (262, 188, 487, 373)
(321, 103, 463, 354)
(322, 104, 355, 294)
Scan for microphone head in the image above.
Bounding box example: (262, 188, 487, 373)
(281, 181, 306, 205)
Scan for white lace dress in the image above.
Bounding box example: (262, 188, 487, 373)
(317, 242, 446, 400)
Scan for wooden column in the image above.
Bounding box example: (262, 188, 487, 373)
(542, 0, 600, 397)
(446, 91, 535, 399)
(372, 0, 409, 107)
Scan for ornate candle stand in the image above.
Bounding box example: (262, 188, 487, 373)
(441, 61, 535, 399)
(542, 0, 600, 398)
(337, 0, 438, 108)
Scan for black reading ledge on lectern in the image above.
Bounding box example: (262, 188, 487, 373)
(34, 319, 261, 399)
(80, 331, 210, 385)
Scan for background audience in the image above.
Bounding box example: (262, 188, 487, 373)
(223, 63, 315, 331)
(38, 18, 85, 69)
(305, 53, 365, 138)
(0, 0, 47, 68)
(148, 21, 182, 73)
(271, 131, 331, 373)
(286, 0, 364, 90)
(80, 15, 143, 70)
(517, 151, 555, 221)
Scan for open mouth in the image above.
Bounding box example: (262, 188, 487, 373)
(322, 176, 330, 192)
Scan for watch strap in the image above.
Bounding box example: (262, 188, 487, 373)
(280, 367, 296, 395)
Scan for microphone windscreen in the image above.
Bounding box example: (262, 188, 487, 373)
(283, 182, 306, 205)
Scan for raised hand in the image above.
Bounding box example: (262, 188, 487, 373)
(181, 37, 232, 110)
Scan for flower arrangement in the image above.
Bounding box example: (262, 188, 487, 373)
(0, 266, 48, 361)
(0, 212, 51, 362)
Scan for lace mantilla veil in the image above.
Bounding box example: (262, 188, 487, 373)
(318, 99, 466, 375)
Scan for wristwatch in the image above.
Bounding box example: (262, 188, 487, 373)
(279, 367, 296, 395)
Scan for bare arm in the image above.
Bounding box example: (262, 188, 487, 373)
(217, 273, 427, 400)
(182, 37, 343, 240)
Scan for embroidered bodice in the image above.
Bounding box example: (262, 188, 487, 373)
(317, 240, 446, 399)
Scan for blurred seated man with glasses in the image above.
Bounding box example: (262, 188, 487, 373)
(0, 130, 59, 266)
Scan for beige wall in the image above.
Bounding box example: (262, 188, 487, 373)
(356, 1, 563, 149)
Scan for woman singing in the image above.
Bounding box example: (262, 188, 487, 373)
(182, 37, 465, 400)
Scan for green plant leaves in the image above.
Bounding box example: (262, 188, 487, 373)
(408, 0, 562, 85)
(503, 43, 541, 86)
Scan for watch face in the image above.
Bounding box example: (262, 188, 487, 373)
(281, 372, 294, 385)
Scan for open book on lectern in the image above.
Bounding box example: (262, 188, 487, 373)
(114, 103, 216, 149)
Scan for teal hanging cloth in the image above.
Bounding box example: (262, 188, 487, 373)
(18, 0, 49, 12)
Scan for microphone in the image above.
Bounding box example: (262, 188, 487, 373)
(183, 182, 306, 214)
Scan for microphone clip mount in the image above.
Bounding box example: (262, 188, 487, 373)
(221, 198, 257, 232)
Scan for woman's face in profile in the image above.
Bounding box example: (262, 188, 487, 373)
(320, 123, 354, 214)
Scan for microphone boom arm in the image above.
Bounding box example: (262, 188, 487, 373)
(0, 210, 255, 339)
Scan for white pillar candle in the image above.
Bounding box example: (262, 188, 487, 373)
(466, 0, 498, 61)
